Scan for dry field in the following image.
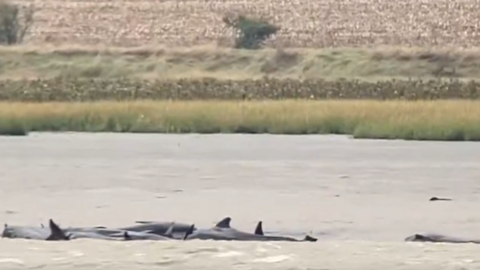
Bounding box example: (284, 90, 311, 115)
(12, 0, 480, 48)
(2, 0, 480, 81)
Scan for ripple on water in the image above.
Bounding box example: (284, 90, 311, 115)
(0, 258, 24, 265)
(253, 255, 294, 263)
(0, 240, 479, 269)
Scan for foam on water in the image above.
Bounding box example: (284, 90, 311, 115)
(0, 240, 479, 270)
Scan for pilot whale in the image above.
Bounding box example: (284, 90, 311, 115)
(405, 233, 480, 244)
(119, 220, 195, 238)
(184, 217, 317, 242)
(3, 219, 70, 241)
(253, 221, 317, 242)
(64, 221, 191, 241)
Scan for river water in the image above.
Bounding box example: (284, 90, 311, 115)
(0, 133, 479, 269)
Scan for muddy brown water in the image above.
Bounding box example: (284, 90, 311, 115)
(0, 133, 479, 269)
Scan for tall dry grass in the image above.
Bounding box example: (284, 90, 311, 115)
(0, 45, 474, 80)
(1, 100, 479, 141)
(18, 0, 480, 48)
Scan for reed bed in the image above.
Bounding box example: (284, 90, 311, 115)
(1, 100, 479, 141)
(18, 0, 480, 48)
(0, 77, 479, 102)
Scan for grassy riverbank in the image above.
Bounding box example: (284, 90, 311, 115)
(1, 100, 479, 141)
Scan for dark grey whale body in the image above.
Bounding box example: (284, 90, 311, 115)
(2, 225, 50, 240)
(405, 233, 480, 244)
(184, 217, 317, 242)
(67, 221, 195, 241)
(120, 222, 182, 241)
(65, 221, 185, 241)
(253, 221, 317, 242)
(3, 218, 194, 242)
(429, 197, 452, 201)
(3, 218, 315, 243)
(119, 221, 195, 237)
(3, 219, 70, 241)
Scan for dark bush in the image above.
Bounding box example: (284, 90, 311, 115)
(0, 0, 34, 45)
(222, 14, 279, 50)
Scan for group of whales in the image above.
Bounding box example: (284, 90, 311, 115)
(3, 215, 477, 245)
(1, 217, 318, 242)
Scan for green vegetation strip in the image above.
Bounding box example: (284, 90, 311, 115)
(1, 100, 479, 141)
(0, 77, 479, 101)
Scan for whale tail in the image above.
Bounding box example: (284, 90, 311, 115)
(303, 235, 317, 242)
(183, 224, 195, 240)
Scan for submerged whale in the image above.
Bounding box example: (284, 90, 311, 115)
(184, 217, 317, 242)
(405, 233, 480, 244)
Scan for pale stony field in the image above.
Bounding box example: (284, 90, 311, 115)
(2, 0, 480, 81)
(11, 0, 480, 48)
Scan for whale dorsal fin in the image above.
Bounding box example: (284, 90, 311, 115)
(46, 219, 69, 241)
(303, 235, 317, 242)
(414, 234, 429, 241)
(164, 222, 175, 237)
(124, 231, 132, 241)
(254, 221, 264, 235)
(215, 217, 231, 228)
(183, 224, 195, 240)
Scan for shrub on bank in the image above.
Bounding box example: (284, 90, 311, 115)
(222, 13, 279, 49)
(0, 0, 34, 45)
(0, 119, 28, 136)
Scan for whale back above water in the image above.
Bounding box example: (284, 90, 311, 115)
(3, 217, 317, 243)
(121, 222, 179, 241)
(185, 217, 317, 242)
(405, 233, 480, 244)
(2, 219, 69, 241)
(2, 224, 50, 240)
(252, 221, 317, 242)
(119, 221, 194, 237)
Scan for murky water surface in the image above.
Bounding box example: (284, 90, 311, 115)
(0, 133, 479, 269)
